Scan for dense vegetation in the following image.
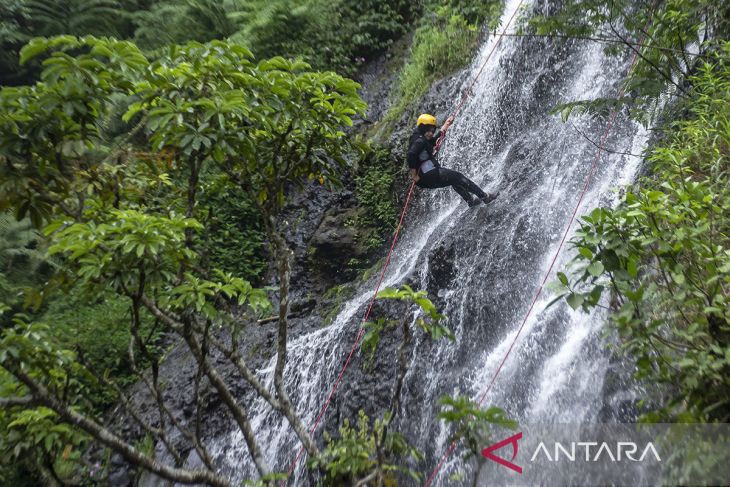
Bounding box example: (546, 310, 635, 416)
(0, 1, 514, 484)
(0, 0, 419, 86)
(556, 43, 730, 421)
(0, 34, 368, 485)
(532, 0, 730, 422)
(1, 0, 727, 485)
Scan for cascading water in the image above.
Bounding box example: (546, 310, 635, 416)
(209, 0, 652, 483)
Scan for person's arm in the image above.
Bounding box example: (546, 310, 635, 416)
(440, 115, 455, 134)
(431, 116, 454, 141)
(407, 137, 426, 181)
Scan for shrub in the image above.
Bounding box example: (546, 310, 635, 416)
(353, 145, 399, 250)
(202, 182, 267, 284)
(554, 43, 730, 421)
(378, 0, 504, 135)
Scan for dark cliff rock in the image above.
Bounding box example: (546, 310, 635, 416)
(308, 204, 369, 282)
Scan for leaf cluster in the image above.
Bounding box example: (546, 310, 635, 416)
(352, 144, 399, 251)
(362, 285, 454, 364)
(553, 44, 730, 421)
(309, 410, 424, 486)
(0, 321, 95, 483)
(437, 395, 516, 459)
(0, 34, 364, 484)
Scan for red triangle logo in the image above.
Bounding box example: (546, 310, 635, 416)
(481, 432, 523, 473)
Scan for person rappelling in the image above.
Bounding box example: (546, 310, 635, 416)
(408, 113, 497, 207)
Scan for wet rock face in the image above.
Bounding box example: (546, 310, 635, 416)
(321, 297, 411, 434)
(276, 181, 347, 297)
(353, 36, 407, 125)
(427, 242, 458, 306)
(309, 205, 369, 281)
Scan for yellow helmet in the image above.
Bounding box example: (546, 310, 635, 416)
(417, 113, 437, 127)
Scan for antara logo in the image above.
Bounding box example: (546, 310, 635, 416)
(482, 432, 662, 474)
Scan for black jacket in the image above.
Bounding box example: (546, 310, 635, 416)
(407, 127, 442, 174)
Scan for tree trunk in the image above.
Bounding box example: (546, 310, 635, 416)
(267, 219, 320, 457)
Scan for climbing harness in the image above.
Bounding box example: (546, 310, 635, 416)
(283, 1, 527, 483)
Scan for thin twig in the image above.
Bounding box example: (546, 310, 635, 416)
(499, 32, 706, 58)
(570, 122, 644, 157)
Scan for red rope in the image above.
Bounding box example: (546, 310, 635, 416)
(434, 0, 527, 154)
(423, 10, 656, 487)
(283, 0, 527, 483)
(283, 180, 417, 483)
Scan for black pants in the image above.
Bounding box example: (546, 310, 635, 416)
(416, 167, 486, 202)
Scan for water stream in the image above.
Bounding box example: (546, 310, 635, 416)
(209, 0, 651, 483)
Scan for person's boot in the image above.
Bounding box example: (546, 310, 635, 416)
(467, 196, 481, 207)
(480, 192, 498, 205)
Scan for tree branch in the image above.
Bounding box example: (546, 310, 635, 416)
(138, 295, 268, 476)
(0, 396, 38, 407)
(207, 332, 319, 457)
(607, 20, 690, 96)
(8, 367, 233, 487)
(179, 315, 270, 478)
(569, 122, 643, 157)
(128, 290, 185, 467)
(498, 32, 705, 59)
(264, 219, 314, 460)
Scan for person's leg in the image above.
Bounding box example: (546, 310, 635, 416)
(415, 169, 441, 189)
(419, 168, 472, 202)
(437, 168, 487, 199)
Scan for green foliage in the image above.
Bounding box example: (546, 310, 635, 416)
(361, 317, 393, 367)
(129, 0, 416, 74)
(25, 0, 124, 37)
(438, 395, 516, 459)
(376, 284, 452, 340)
(352, 144, 399, 250)
(441, 0, 505, 26)
(0, 216, 41, 273)
(320, 283, 355, 326)
(529, 0, 729, 126)
(0, 321, 94, 484)
(4, 406, 86, 463)
(1, 0, 416, 86)
(124, 40, 366, 214)
(242, 472, 288, 486)
(48, 209, 200, 289)
(378, 0, 504, 134)
(309, 410, 424, 486)
(202, 183, 267, 283)
(132, 0, 240, 51)
(0, 0, 137, 85)
(1, 36, 149, 227)
(0, 34, 364, 483)
(166, 271, 271, 320)
(231, 0, 416, 74)
(553, 44, 730, 421)
(41, 289, 161, 398)
(0, 1, 34, 86)
(0, 215, 53, 313)
(362, 285, 454, 365)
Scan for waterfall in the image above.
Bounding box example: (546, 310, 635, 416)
(207, 0, 651, 483)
